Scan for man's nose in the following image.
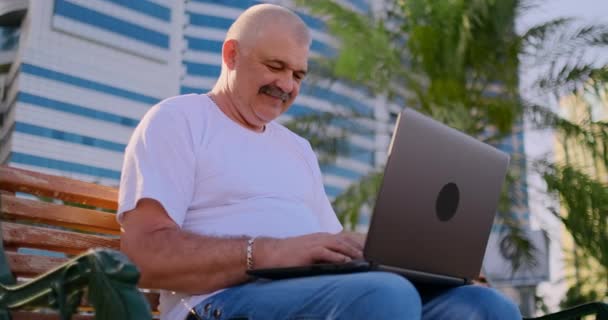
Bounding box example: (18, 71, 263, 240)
(276, 71, 295, 94)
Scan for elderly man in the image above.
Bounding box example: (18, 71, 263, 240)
(118, 4, 521, 320)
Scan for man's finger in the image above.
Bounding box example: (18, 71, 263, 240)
(339, 232, 365, 251)
(314, 248, 352, 264)
(325, 237, 363, 259)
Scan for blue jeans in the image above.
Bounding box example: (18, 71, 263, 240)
(187, 272, 521, 319)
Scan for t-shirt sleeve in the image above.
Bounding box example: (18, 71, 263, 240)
(117, 103, 196, 227)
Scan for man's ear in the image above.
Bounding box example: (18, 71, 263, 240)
(222, 39, 238, 70)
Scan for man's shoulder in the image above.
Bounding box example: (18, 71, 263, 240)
(142, 93, 213, 125)
(134, 94, 212, 136)
(152, 93, 209, 115)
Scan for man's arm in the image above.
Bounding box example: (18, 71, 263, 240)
(120, 199, 363, 294)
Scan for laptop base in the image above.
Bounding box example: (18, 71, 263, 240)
(247, 261, 468, 287)
(247, 260, 372, 280)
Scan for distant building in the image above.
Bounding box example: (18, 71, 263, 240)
(0, 0, 379, 198)
(0, 0, 182, 185)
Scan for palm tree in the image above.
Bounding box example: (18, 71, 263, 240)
(294, 0, 608, 293)
(515, 16, 608, 303)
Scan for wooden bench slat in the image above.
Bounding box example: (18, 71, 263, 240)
(0, 166, 118, 211)
(0, 166, 161, 314)
(1, 194, 120, 235)
(7, 252, 68, 278)
(2, 222, 119, 256)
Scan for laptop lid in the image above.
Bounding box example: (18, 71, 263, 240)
(364, 108, 510, 281)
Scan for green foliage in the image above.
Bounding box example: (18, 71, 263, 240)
(298, 0, 608, 284)
(560, 285, 605, 310)
(303, 0, 522, 137)
(284, 112, 347, 165)
(332, 171, 383, 229)
(301, 0, 532, 268)
(498, 12, 608, 283)
(535, 293, 552, 315)
(302, 1, 402, 93)
(542, 163, 608, 269)
(558, 246, 608, 310)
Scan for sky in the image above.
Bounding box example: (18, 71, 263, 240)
(517, 0, 608, 31)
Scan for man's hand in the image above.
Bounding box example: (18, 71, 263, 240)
(340, 230, 366, 250)
(254, 232, 365, 269)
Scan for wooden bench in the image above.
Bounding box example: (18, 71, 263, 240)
(0, 164, 606, 320)
(0, 165, 156, 319)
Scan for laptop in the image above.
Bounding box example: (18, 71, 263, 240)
(247, 108, 510, 286)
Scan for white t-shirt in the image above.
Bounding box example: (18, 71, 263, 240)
(117, 94, 342, 320)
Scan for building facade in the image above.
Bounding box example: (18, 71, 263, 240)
(0, 0, 182, 186)
(0, 0, 386, 201)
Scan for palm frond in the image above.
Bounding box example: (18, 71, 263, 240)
(539, 162, 608, 268)
(526, 94, 608, 171)
(284, 112, 346, 164)
(537, 65, 608, 96)
(493, 150, 540, 274)
(331, 171, 383, 230)
(523, 20, 608, 61)
(521, 18, 575, 51)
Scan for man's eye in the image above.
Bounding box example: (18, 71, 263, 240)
(267, 65, 281, 71)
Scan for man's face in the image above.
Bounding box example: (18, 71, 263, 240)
(229, 29, 309, 128)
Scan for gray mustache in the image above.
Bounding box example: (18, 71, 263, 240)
(260, 85, 290, 102)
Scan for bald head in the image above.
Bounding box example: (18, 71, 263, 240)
(211, 4, 310, 130)
(226, 4, 311, 53)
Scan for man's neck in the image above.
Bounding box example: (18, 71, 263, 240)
(208, 89, 266, 133)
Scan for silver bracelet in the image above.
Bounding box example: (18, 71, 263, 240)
(246, 237, 256, 270)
